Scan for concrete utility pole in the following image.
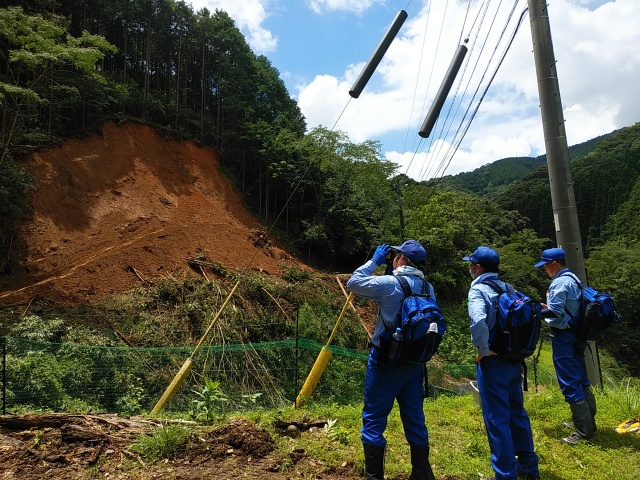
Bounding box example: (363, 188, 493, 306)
(527, 0, 601, 386)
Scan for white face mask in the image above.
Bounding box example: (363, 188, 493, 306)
(469, 263, 479, 279)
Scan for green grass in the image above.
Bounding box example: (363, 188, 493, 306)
(256, 345, 640, 480)
(130, 423, 190, 461)
(263, 383, 640, 479)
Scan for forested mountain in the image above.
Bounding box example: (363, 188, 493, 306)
(0, 3, 306, 258)
(1, 3, 640, 375)
(494, 123, 640, 248)
(426, 130, 615, 198)
(428, 156, 546, 196)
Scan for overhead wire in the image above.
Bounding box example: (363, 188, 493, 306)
(423, 5, 529, 197)
(458, 0, 474, 45)
(433, 0, 521, 179)
(419, 0, 497, 181)
(402, 0, 451, 181)
(415, 0, 526, 187)
(425, 0, 508, 181)
(401, 0, 431, 155)
(415, 0, 478, 181)
(433, 0, 522, 180)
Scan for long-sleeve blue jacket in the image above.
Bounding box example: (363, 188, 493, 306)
(545, 268, 581, 329)
(467, 272, 508, 357)
(346, 260, 434, 348)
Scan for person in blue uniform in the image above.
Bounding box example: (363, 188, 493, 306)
(347, 240, 436, 480)
(464, 246, 539, 480)
(535, 247, 597, 444)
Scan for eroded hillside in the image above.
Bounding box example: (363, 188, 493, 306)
(0, 122, 300, 306)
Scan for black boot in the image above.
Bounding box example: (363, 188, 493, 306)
(562, 400, 595, 444)
(584, 386, 597, 432)
(363, 443, 385, 480)
(408, 445, 436, 480)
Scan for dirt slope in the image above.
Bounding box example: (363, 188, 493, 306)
(0, 122, 299, 307)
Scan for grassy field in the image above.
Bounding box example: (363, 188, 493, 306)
(250, 345, 640, 479)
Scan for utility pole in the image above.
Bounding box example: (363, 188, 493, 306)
(527, 0, 601, 386)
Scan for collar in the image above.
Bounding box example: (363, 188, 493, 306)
(553, 267, 571, 279)
(393, 265, 424, 279)
(471, 271, 498, 286)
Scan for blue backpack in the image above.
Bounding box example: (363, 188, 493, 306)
(559, 273, 619, 342)
(379, 276, 446, 363)
(482, 280, 542, 362)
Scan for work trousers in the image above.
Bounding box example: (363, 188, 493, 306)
(550, 328, 590, 403)
(477, 356, 539, 480)
(361, 349, 429, 448)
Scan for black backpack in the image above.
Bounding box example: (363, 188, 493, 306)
(378, 276, 446, 363)
(559, 273, 619, 342)
(481, 280, 542, 362)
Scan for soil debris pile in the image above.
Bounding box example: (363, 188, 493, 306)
(0, 122, 300, 307)
(0, 414, 362, 479)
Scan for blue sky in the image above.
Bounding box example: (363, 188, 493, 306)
(187, 0, 640, 181)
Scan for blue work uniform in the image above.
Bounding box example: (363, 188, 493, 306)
(545, 268, 590, 403)
(346, 260, 433, 448)
(468, 272, 539, 480)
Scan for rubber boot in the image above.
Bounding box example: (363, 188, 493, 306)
(562, 400, 594, 444)
(584, 386, 597, 433)
(363, 444, 385, 480)
(408, 445, 436, 480)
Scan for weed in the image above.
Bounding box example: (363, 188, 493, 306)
(130, 423, 189, 461)
(324, 418, 350, 445)
(240, 392, 263, 408)
(604, 376, 640, 419)
(282, 265, 310, 282)
(190, 379, 229, 422)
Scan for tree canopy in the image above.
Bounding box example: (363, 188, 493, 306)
(1, 2, 639, 375)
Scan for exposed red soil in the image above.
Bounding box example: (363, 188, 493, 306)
(0, 414, 364, 479)
(0, 122, 304, 307)
(0, 122, 388, 479)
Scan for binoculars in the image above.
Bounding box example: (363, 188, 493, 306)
(385, 250, 398, 263)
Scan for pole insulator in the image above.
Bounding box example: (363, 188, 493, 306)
(418, 44, 468, 138)
(349, 10, 408, 98)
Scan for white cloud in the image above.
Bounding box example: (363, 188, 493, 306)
(308, 0, 383, 14)
(297, 0, 640, 179)
(187, 0, 277, 52)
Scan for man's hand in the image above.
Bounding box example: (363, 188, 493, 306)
(371, 244, 390, 266)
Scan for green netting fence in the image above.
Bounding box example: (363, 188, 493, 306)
(0, 336, 479, 416)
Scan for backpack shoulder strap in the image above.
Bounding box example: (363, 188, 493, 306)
(391, 276, 414, 329)
(396, 275, 413, 298)
(480, 279, 510, 295)
(557, 272, 583, 318)
(558, 271, 584, 290)
(397, 275, 431, 295)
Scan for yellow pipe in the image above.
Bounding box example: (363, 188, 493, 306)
(150, 280, 241, 415)
(295, 346, 332, 408)
(294, 292, 354, 408)
(150, 357, 193, 415)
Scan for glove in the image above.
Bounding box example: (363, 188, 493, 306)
(371, 244, 390, 266)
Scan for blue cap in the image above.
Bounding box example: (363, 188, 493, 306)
(462, 246, 500, 267)
(534, 247, 566, 268)
(390, 240, 427, 264)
